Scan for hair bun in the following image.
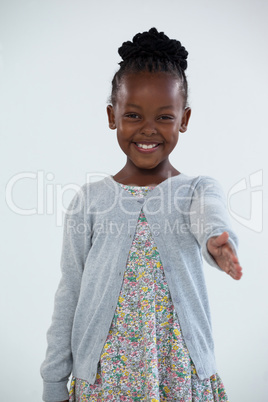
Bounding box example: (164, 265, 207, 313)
(118, 27, 188, 71)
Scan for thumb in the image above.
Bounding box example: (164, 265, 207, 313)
(210, 231, 229, 247)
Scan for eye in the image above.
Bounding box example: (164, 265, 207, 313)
(158, 115, 174, 120)
(125, 113, 140, 119)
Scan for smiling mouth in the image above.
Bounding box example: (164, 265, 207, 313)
(133, 142, 161, 153)
(134, 142, 160, 150)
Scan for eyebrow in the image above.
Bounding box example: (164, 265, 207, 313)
(125, 103, 175, 111)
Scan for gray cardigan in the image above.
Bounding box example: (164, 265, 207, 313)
(40, 173, 239, 401)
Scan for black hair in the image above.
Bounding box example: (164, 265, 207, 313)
(110, 27, 189, 107)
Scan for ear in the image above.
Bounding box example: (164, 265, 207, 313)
(179, 107, 191, 133)
(107, 105, 116, 130)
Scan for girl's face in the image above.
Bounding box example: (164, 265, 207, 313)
(107, 72, 191, 173)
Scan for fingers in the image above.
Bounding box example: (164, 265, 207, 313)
(227, 262, 243, 280)
(207, 233, 243, 280)
(224, 248, 243, 280)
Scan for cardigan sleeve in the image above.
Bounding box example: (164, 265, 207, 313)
(189, 176, 239, 271)
(40, 185, 91, 401)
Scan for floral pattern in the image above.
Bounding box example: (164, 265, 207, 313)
(69, 184, 229, 401)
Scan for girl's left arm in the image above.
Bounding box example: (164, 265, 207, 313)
(189, 176, 243, 280)
(207, 231, 243, 280)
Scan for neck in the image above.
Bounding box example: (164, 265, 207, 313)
(112, 159, 180, 186)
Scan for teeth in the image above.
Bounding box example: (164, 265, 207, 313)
(136, 143, 158, 149)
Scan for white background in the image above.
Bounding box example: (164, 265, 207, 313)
(1, 0, 268, 401)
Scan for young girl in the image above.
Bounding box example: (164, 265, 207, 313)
(41, 28, 243, 402)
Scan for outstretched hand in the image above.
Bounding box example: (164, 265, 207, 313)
(207, 231, 243, 280)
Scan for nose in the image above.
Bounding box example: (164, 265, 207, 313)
(141, 120, 157, 136)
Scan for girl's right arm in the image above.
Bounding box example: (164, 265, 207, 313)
(40, 186, 91, 402)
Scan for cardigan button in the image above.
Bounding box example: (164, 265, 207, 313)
(198, 367, 204, 375)
(153, 230, 160, 236)
(165, 266, 171, 272)
(173, 296, 180, 303)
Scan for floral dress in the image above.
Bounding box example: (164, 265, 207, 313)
(69, 184, 229, 402)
